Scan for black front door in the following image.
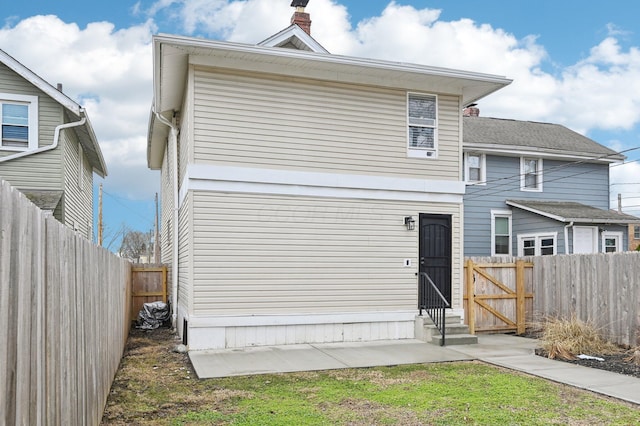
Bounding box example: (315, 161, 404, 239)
(419, 213, 452, 305)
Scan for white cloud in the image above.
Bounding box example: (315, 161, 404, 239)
(0, 15, 157, 199)
(2, 2, 639, 216)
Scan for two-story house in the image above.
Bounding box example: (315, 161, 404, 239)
(0, 48, 107, 240)
(147, 6, 511, 350)
(462, 106, 639, 257)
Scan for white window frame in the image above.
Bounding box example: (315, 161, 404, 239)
(407, 93, 438, 159)
(0, 93, 38, 151)
(464, 152, 486, 185)
(601, 231, 623, 253)
(520, 157, 543, 192)
(634, 225, 640, 240)
(517, 232, 557, 256)
(491, 210, 512, 256)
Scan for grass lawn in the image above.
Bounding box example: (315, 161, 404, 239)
(101, 329, 640, 425)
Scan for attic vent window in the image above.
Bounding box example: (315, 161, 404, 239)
(407, 93, 438, 159)
(0, 93, 38, 152)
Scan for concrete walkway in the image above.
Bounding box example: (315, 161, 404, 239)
(189, 334, 640, 406)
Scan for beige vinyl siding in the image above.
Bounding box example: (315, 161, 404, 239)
(191, 191, 462, 315)
(0, 63, 64, 187)
(62, 128, 93, 240)
(192, 68, 461, 180)
(160, 146, 174, 268)
(178, 192, 192, 315)
(178, 72, 194, 181)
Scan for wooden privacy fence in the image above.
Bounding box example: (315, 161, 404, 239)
(534, 252, 640, 347)
(0, 180, 132, 425)
(466, 254, 640, 347)
(131, 265, 168, 321)
(464, 258, 534, 334)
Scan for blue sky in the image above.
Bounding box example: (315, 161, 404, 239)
(2, 1, 640, 250)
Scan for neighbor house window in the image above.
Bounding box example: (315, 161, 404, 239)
(464, 152, 486, 184)
(634, 225, 640, 240)
(491, 210, 512, 256)
(520, 157, 543, 191)
(407, 93, 437, 158)
(517, 233, 557, 256)
(601, 231, 622, 253)
(0, 94, 38, 151)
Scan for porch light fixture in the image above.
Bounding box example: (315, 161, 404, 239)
(404, 216, 415, 231)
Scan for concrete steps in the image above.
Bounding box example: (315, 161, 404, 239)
(415, 314, 478, 346)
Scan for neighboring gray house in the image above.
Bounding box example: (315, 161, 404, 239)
(462, 106, 640, 257)
(0, 48, 106, 240)
(147, 5, 511, 350)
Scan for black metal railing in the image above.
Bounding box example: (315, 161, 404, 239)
(418, 272, 450, 346)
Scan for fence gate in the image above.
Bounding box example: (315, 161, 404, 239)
(131, 265, 168, 321)
(463, 259, 534, 334)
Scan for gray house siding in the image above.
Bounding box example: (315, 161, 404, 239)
(464, 154, 612, 256)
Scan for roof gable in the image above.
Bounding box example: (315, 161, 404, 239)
(258, 24, 329, 53)
(464, 116, 623, 163)
(0, 48, 107, 177)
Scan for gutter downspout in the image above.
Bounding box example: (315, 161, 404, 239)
(154, 111, 179, 328)
(0, 116, 87, 164)
(564, 221, 574, 254)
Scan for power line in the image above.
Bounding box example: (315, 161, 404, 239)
(465, 147, 640, 201)
(102, 190, 155, 227)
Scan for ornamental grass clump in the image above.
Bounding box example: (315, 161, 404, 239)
(538, 315, 621, 361)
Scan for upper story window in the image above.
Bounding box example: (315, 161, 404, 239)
(0, 94, 38, 151)
(407, 93, 437, 159)
(520, 157, 542, 192)
(464, 152, 486, 184)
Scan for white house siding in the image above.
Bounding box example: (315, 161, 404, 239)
(186, 190, 462, 350)
(0, 63, 63, 187)
(192, 68, 461, 181)
(177, 191, 193, 334)
(61, 129, 94, 239)
(160, 140, 176, 323)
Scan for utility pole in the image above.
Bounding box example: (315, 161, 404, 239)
(98, 183, 103, 246)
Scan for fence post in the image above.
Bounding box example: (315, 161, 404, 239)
(516, 260, 526, 334)
(465, 258, 475, 334)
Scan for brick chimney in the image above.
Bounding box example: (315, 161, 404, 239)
(463, 104, 480, 117)
(291, 0, 311, 35)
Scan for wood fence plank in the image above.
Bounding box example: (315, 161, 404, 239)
(0, 178, 134, 425)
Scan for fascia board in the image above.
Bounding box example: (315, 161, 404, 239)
(0, 48, 82, 116)
(463, 143, 624, 163)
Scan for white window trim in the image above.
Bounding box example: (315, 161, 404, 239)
(464, 152, 486, 185)
(407, 92, 438, 159)
(491, 209, 512, 256)
(633, 225, 640, 240)
(520, 157, 543, 192)
(601, 231, 623, 253)
(517, 232, 557, 256)
(0, 93, 38, 152)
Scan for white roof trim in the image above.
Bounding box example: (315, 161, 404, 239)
(0, 47, 107, 176)
(0, 48, 81, 115)
(258, 24, 329, 53)
(463, 144, 624, 163)
(506, 200, 640, 224)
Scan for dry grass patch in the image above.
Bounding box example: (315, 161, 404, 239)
(537, 315, 622, 360)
